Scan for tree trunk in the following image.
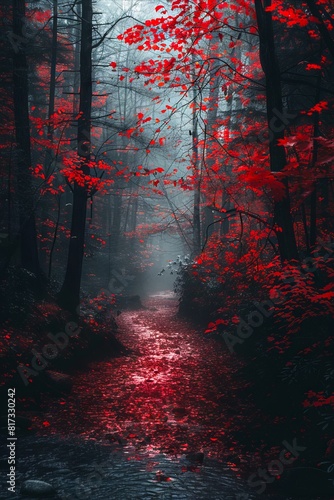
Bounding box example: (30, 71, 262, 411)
(110, 181, 122, 256)
(309, 67, 322, 250)
(192, 82, 201, 256)
(58, 0, 92, 311)
(203, 36, 221, 242)
(305, 0, 334, 59)
(47, 0, 58, 144)
(12, 0, 40, 275)
(130, 189, 139, 233)
(255, 0, 299, 262)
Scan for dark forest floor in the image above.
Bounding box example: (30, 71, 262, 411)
(1, 291, 333, 498)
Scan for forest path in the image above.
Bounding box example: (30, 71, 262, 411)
(3, 293, 292, 499)
(45, 291, 252, 456)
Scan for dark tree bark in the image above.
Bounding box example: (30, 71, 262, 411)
(40, 0, 58, 272)
(110, 181, 122, 256)
(255, 0, 299, 262)
(192, 86, 201, 257)
(305, 0, 334, 59)
(58, 0, 92, 311)
(47, 0, 58, 143)
(203, 40, 221, 242)
(12, 0, 40, 275)
(309, 101, 321, 251)
(130, 190, 138, 233)
(48, 195, 61, 278)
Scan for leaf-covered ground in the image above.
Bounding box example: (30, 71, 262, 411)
(3, 292, 334, 498)
(32, 293, 333, 486)
(34, 292, 255, 461)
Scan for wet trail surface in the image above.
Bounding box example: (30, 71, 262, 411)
(2, 293, 294, 499)
(45, 292, 252, 456)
